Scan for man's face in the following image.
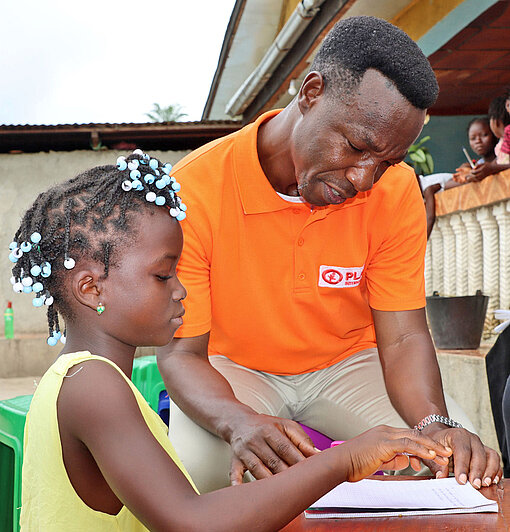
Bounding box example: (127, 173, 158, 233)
(291, 69, 426, 206)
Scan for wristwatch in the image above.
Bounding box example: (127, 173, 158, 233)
(414, 414, 463, 431)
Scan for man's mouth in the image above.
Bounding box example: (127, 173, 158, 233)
(323, 182, 351, 205)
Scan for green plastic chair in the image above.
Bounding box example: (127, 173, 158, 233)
(131, 355, 166, 413)
(0, 395, 32, 532)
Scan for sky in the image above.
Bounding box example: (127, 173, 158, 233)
(1, 0, 237, 125)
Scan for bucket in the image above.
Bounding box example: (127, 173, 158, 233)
(426, 290, 489, 349)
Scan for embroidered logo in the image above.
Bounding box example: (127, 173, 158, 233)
(318, 265, 364, 288)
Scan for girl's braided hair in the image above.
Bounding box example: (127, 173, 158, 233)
(8, 151, 185, 345)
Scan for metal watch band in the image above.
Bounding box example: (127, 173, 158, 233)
(414, 414, 463, 431)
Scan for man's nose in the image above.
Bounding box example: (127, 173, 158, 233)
(345, 164, 378, 192)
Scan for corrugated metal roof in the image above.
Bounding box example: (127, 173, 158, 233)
(0, 120, 242, 153)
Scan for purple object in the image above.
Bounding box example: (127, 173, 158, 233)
(300, 425, 384, 475)
(299, 423, 334, 451)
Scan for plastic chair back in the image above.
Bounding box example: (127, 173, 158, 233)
(0, 395, 33, 532)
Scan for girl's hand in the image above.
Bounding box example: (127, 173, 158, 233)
(341, 425, 452, 482)
(452, 166, 471, 183)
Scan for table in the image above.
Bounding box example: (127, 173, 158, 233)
(281, 477, 508, 531)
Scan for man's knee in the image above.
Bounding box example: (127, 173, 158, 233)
(169, 402, 232, 492)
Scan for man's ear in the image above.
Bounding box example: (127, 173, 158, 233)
(69, 266, 104, 312)
(297, 71, 325, 114)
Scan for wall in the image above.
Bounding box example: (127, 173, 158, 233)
(0, 149, 189, 336)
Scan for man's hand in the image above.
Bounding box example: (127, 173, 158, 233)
(228, 413, 319, 485)
(421, 425, 502, 488)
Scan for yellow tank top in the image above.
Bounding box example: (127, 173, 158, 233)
(21, 351, 198, 531)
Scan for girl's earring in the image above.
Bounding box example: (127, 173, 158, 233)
(96, 303, 105, 315)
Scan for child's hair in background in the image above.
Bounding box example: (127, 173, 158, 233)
(467, 116, 497, 135)
(8, 151, 185, 346)
(488, 95, 510, 128)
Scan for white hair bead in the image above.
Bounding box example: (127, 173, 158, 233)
(64, 257, 76, 269)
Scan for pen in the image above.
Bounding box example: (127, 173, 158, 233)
(462, 146, 476, 169)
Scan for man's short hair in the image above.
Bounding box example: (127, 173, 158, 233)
(310, 16, 438, 110)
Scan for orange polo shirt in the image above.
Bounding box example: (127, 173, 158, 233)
(173, 110, 427, 375)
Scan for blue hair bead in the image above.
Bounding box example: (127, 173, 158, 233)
(131, 179, 142, 190)
(149, 159, 158, 170)
(23, 286, 32, 294)
(155, 196, 166, 206)
(128, 160, 139, 171)
(8, 253, 18, 263)
(32, 298, 43, 307)
(117, 157, 127, 171)
(53, 331, 62, 340)
(163, 175, 171, 185)
(155, 179, 166, 189)
(31, 265, 41, 276)
(33, 282, 43, 293)
(144, 174, 155, 184)
(154, 169, 160, 176)
(171, 182, 181, 192)
(130, 169, 141, 180)
(30, 232, 42, 244)
(20, 241, 32, 253)
(9, 241, 18, 250)
(41, 263, 51, 277)
(180, 203, 187, 211)
(176, 211, 186, 221)
(162, 163, 172, 174)
(47, 336, 58, 346)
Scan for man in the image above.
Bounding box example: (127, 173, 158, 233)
(157, 16, 501, 492)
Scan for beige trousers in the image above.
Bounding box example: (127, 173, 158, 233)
(169, 348, 475, 493)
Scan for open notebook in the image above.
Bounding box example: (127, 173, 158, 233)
(305, 477, 498, 519)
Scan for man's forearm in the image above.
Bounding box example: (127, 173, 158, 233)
(379, 333, 449, 428)
(158, 351, 256, 441)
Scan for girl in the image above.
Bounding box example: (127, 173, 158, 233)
(453, 117, 499, 183)
(11, 151, 452, 531)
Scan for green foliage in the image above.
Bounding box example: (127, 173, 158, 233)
(407, 135, 434, 175)
(146, 103, 188, 123)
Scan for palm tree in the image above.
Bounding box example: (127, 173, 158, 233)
(146, 103, 188, 122)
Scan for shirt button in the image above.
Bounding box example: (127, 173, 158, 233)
(297, 238, 304, 246)
(298, 273, 306, 281)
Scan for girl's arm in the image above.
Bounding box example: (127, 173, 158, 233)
(58, 360, 451, 532)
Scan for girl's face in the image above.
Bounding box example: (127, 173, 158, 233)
(100, 207, 186, 348)
(468, 121, 496, 157)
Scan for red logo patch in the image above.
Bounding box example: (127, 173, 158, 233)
(321, 269, 343, 285)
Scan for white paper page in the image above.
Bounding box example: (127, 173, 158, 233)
(305, 506, 498, 519)
(310, 477, 497, 510)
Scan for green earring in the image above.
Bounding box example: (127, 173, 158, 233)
(96, 303, 105, 315)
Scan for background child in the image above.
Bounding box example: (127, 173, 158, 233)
(458, 96, 510, 182)
(419, 117, 497, 237)
(451, 117, 498, 183)
(12, 151, 454, 531)
(498, 86, 510, 164)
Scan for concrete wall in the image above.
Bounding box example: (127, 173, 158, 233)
(0, 149, 189, 336)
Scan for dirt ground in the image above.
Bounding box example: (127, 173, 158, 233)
(0, 376, 40, 400)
